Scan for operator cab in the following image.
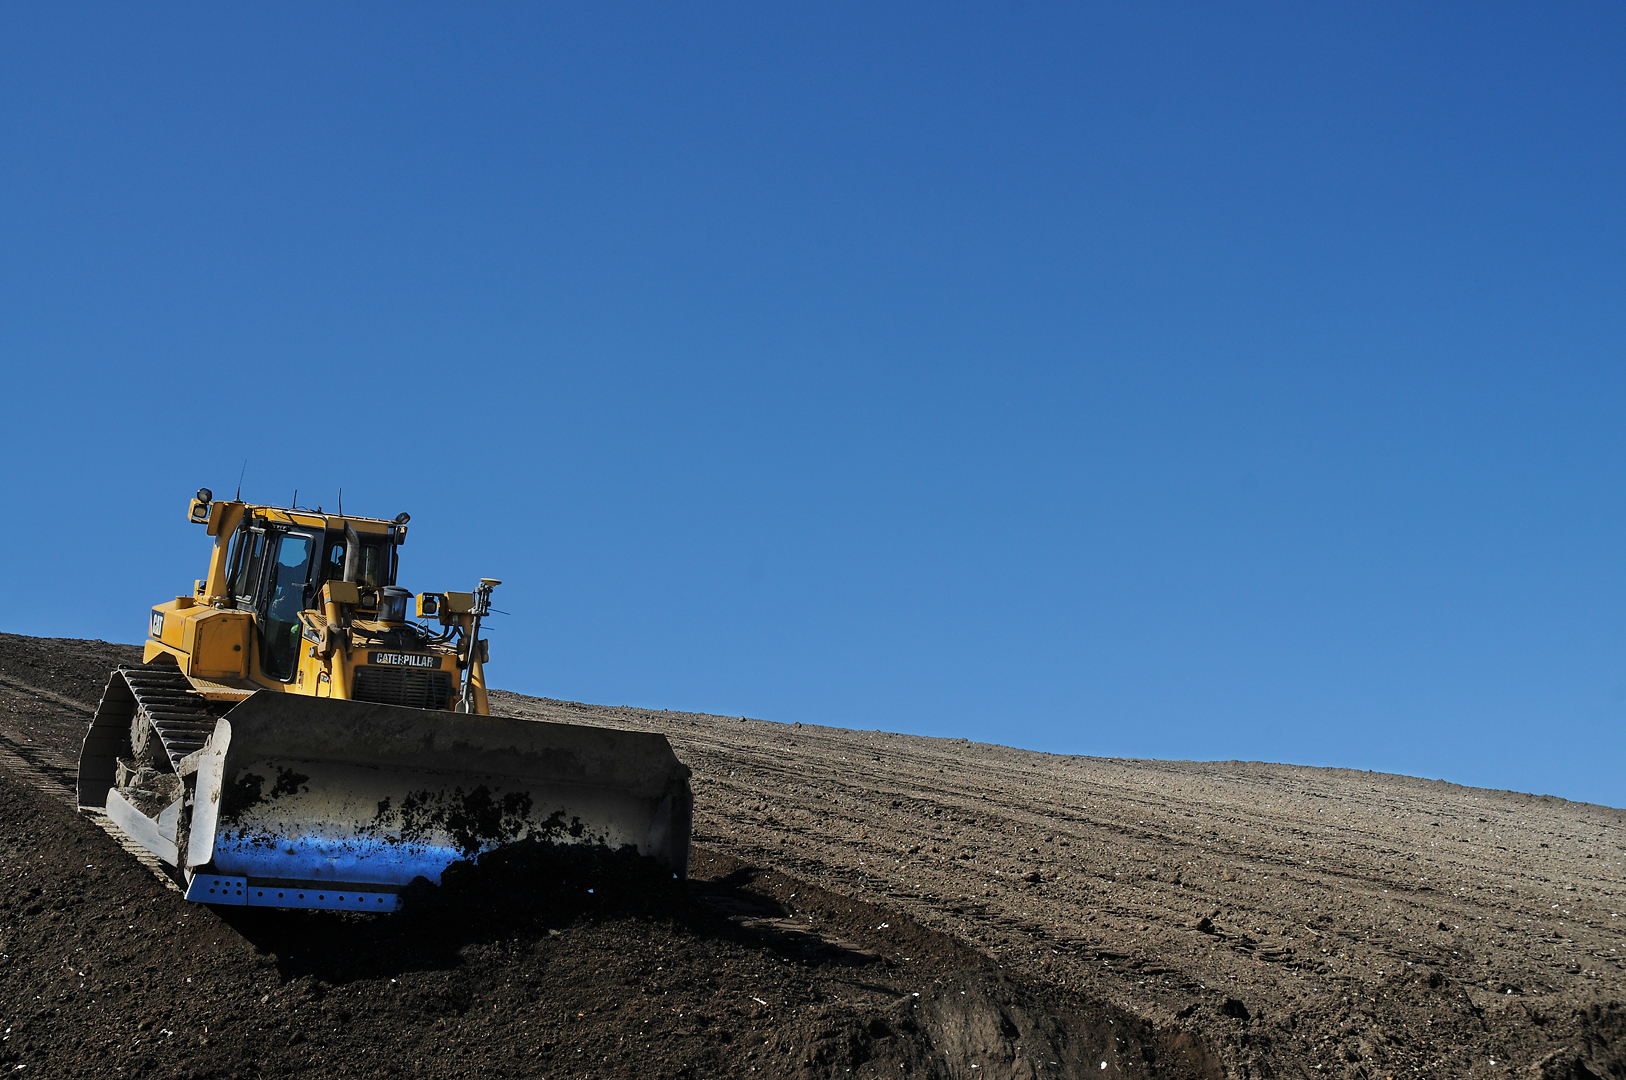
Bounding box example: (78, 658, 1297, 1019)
(224, 516, 399, 682)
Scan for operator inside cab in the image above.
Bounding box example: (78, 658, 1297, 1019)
(263, 533, 313, 680)
(321, 534, 387, 587)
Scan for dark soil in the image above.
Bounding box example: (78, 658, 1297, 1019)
(0, 630, 1622, 1078)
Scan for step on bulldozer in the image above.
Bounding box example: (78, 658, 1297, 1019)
(77, 490, 692, 911)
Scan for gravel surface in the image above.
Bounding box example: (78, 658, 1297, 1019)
(1, 630, 1622, 1077)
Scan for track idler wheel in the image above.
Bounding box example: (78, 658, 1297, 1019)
(116, 704, 184, 819)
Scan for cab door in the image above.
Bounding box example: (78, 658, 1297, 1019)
(258, 530, 317, 682)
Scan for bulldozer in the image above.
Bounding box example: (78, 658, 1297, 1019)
(77, 489, 692, 910)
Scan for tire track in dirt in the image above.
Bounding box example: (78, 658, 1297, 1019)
(0, 673, 92, 801)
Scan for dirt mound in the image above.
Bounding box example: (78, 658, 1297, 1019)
(1, 630, 1623, 1076)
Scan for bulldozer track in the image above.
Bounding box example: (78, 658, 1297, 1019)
(0, 670, 185, 892)
(112, 665, 219, 769)
(78, 665, 220, 803)
(82, 808, 185, 892)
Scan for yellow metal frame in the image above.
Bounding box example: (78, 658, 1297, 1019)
(146, 497, 490, 713)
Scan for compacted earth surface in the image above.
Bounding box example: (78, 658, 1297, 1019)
(0, 630, 1622, 1079)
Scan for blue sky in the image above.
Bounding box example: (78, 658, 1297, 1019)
(3, 5, 1623, 806)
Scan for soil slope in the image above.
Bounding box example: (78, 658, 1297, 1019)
(2, 631, 1622, 1078)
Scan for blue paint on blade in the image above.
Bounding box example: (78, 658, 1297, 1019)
(212, 833, 462, 887)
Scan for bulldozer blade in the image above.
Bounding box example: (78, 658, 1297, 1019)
(181, 692, 691, 910)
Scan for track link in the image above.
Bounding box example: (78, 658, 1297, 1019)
(117, 666, 218, 768)
(82, 808, 184, 892)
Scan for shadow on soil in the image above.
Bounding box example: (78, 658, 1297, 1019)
(214, 841, 1224, 1079)
(214, 842, 884, 982)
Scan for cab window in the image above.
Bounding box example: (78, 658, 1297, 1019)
(358, 542, 383, 586)
(321, 533, 390, 587)
(230, 529, 268, 609)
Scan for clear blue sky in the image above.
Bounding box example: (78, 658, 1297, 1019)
(3, 5, 1622, 807)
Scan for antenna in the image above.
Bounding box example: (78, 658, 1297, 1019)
(235, 459, 247, 501)
(338, 488, 343, 519)
(292, 489, 298, 509)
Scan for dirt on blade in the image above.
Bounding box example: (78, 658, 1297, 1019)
(1, 629, 1623, 1078)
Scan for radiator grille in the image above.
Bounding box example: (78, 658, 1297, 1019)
(352, 666, 456, 710)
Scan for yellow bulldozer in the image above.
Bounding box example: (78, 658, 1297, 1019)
(77, 489, 692, 910)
